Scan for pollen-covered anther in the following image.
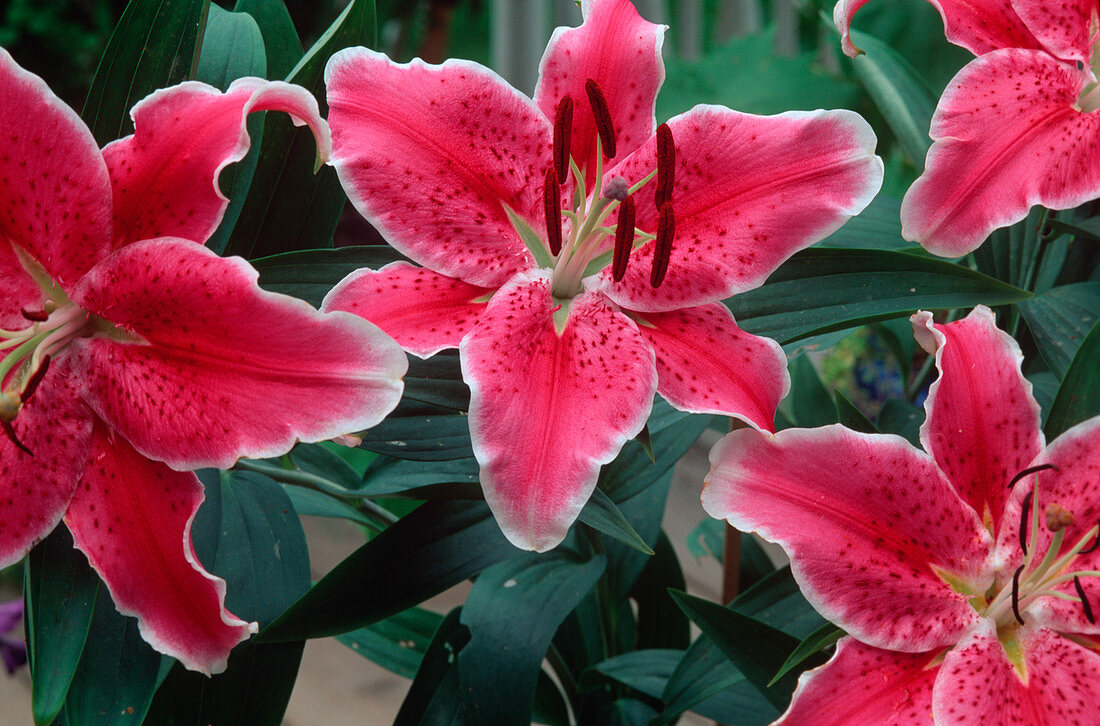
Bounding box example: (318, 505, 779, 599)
(553, 96, 573, 183)
(650, 202, 675, 289)
(543, 167, 563, 257)
(1045, 503, 1075, 532)
(1074, 576, 1096, 624)
(0, 391, 20, 424)
(584, 79, 616, 158)
(20, 355, 50, 404)
(612, 196, 636, 282)
(655, 123, 675, 209)
(20, 307, 48, 322)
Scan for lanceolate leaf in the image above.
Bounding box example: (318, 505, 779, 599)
(1019, 282, 1100, 379)
(82, 0, 208, 144)
(972, 207, 1044, 291)
(767, 623, 844, 686)
(1045, 319, 1100, 439)
(727, 248, 1031, 344)
(847, 29, 936, 166)
(258, 500, 516, 642)
(233, 0, 303, 79)
(24, 528, 100, 726)
(254, 246, 406, 308)
(458, 552, 605, 725)
(338, 607, 443, 679)
(669, 591, 804, 712)
(144, 470, 312, 726)
(222, 0, 378, 258)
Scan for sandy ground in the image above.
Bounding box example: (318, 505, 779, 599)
(0, 431, 735, 725)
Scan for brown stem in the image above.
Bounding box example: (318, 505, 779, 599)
(722, 524, 742, 604)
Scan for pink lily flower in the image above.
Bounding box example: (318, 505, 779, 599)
(0, 50, 406, 674)
(703, 305, 1100, 724)
(321, 0, 883, 552)
(836, 0, 1100, 257)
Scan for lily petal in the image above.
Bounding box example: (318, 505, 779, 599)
(103, 77, 330, 249)
(601, 106, 882, 313)
(0, 48, 112, 287)
(901, 49, 1100, 257)
(0, 241, 42, 329)
(535, 0, 665, 180)
(932, 622, 1100, 725)
(322, 261, 491, 358)
(70, 239, 406, 471)
(1013, 0, 1095, 64)
(913, 307, 1043, 537)
(326, 47, 548, 288)
(996, 417, 1100, 636)
(0, 363, 92, 567)
(834, 0, 1038, 58)
(702, 425, 993, 652)
(64, 422, 255, 675)
(777, 637, 940, 726)
(461, 272, 657, 552)
(631, 302, 788, 432)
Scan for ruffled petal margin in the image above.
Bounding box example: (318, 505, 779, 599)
(70, 239, 406, 471)
(901, 50, 1100, 257)
(1013, 0, 1095, 64)
(322, 262, 491, 358)
(325, 47, 548, 288)
(64, 422, 255, 675)
(913, 307, 1043, 537)
(702, 425, 993, 653)
(631, 302, 788, 432)
(103, 77, 330, 248)
(0, 49, 112, 287)
(534, 0, 665, 183)
(777, 637, 940, 726)
(833, 0, 1039, 58)
(932, 622, 1100, 725)
(461, 273, 657, 552)
(600, 106, 882, 312)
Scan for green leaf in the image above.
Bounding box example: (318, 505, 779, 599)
(24, 528, 100, 726)
(577, 488, 654, 555)
(259, 500, 516, 641)
(222, 0, 377, 257)
(144, 470, 312, 726)
(254, 246, 407, 307)
(630, 532, 689, 650)
(393, 609, 469, 726)
(669, 591, 804, 711)
(786, 356, 836, 429)
(196, 4, 268, 255)
(592, 650, 779, 726)
(60, 598, 165, 726)
(359, 411, 475, 461)
(848, 30, 936, 166)
(1019, 282, 1100, 379)
(337, 607, 443, 679)
(877, 398, 924, 446)
(458, 551, 605, 725)
(767, 623, 844, 686)
(973, 207, 1044, 291)
(833, 391, 879, 434)
(280, 485, 376, 526)
(233, 0, 303, 79)
(728, 248, 1032, 344)
(815, 195, 910, 251)
(1045, 318, 1100, 439)
(82, 0, 207, 144)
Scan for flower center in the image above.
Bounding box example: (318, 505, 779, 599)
(981, 465, 1100, 630)
(0, 247, 103, 455)
(1076, 10, 1100, 112)
(522, 79, 677, 300)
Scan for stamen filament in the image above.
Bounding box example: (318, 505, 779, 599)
(0, 332, 49, 387)
(1007, 463, 1058, 489)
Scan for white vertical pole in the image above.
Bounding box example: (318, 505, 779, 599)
(491, 0, 550, 95)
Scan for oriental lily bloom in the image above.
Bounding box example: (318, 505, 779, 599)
(0, 50, 406, 674)
(703, 305, 1100, 725)
(321, 0, 883, 552)
(836, 0, 1100, 256)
